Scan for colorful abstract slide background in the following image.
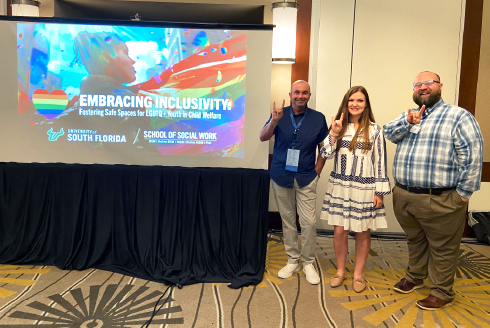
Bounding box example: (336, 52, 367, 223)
(17, 22, 246, 157)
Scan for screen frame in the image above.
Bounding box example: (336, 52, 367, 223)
(0, 15, 273, 169)
(0, 15, 274, 31)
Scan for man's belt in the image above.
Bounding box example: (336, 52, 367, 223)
(395, 182, 455, 195)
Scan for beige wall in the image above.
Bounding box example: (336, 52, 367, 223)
(267, 64, 293, 212)
(39, 0, 55, 16)
(0, 0, 6, 15)
(469, 183, 490, 211)
(312, 0, 466, 232)
(470, 1, 490, 212)
(476, 0, 490, 162)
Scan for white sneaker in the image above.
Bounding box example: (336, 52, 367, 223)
(303, 262, 320, 285)
(278, 263, 300, 278)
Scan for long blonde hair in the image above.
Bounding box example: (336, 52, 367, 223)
(332, 86, 376, 154)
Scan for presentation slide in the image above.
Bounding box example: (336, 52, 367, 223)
(19, 22, 245, 156)
(0, 17, 272, 168)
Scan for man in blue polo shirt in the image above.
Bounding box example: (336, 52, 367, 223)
(260, 80, 328, 284)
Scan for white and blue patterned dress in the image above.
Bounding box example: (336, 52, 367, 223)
(320, 122, 391, 232)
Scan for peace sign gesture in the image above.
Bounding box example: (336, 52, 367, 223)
(407, 105, 425, 124)
(330, 113, 344, 135)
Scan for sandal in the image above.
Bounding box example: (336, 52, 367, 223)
(329, 273, 346, 288)
(353, 278, 366, 293)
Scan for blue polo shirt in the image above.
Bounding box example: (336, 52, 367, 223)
(266, 106, 328, 188)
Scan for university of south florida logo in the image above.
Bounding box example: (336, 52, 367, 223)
(47, 127, 64, 141)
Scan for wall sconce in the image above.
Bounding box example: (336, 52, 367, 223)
(272, 1, 299, 64)
(11, 0, 40, 17)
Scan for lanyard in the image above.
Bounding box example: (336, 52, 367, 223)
(290, 107, 308, 148)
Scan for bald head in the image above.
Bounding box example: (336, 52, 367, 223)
(291, 80, 310, 93)
(414, 71, 440, 84)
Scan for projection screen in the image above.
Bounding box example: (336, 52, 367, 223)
(0, 17, 273, 169)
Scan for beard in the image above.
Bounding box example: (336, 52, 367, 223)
(413, 89, 442, 108)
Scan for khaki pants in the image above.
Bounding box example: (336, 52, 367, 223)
(393, 185, 467, 302)
(272, 177, 319, 264)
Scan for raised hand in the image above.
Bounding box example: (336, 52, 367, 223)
(330, 113, 344, 135)
(407, 105, 425, 124)
(272, 99, 285, 125)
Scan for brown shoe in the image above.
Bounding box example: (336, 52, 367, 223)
(329, 274, 346, 288)
(416, 295, 453, 310)
(393, 278, 423, 294)
(352, 278, 366, 293)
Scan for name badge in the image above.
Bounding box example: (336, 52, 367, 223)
(410, 124, 421, 134)
(286, 149, 300, 172)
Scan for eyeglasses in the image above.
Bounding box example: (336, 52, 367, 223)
(413, 80, 440, 89)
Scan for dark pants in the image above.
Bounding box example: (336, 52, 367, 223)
(393, 185, 467, 302)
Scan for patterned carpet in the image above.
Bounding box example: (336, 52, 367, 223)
(1, 233, 490, 327)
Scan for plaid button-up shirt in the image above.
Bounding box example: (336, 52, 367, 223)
(383, 99, 483, 199)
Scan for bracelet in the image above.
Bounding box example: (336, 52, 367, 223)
(329, 132, 339, 137)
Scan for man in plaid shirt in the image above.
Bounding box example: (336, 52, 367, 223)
(383, 71, 483, 310)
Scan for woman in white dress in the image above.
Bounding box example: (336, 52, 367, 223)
(320, 86, 391, 293)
